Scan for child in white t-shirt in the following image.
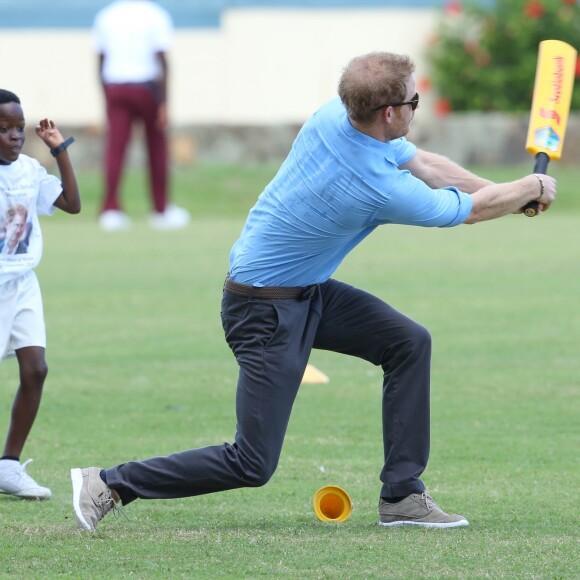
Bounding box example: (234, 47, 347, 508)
(0, 89, 80, 499)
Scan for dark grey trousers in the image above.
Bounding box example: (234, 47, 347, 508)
(105, 278, 431, 504)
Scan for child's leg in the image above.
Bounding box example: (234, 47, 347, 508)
(3, 346, 47, 458)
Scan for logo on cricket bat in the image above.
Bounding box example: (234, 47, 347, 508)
(537, 57, 565, 124)
(539, 107, 561, 125)
(533, 126, 560, 152)
(549, 56, 564, 103)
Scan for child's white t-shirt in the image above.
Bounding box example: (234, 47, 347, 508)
(0, 154, 62, 285)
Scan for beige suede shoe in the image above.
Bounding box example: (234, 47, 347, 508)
(71, 467, 121, 531)
(379, 492, 468, 528)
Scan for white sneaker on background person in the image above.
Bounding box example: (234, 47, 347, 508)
(149, 204, 190, 230)
(0, 459, 52, 500)
(99, 210, 132, 231)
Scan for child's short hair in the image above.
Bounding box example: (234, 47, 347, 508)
(0, 90, 21, 105)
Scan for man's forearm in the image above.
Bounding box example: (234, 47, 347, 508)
(402, 150, 493, 192)
(465, 174, 552, 223)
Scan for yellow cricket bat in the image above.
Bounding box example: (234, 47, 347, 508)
(523, 39, 577, 217)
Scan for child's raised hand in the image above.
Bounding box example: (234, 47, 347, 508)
(35, 118, 64, 149)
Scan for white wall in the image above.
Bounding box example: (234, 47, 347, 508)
(1, 8, 438, 127)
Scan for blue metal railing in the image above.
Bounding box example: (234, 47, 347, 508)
(0, 0, 453, 29)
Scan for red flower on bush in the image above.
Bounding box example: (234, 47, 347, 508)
(561, 0, 576, 5)
(417, 77, 432, 92)
(435, 98, 452, 117)
(576, 57, 580, 78)
(524, 1, 545, 18)
(445, 0, 462, 16)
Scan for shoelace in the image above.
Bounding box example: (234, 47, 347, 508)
(98, 492, 128, 523)
(21, 458, 34, 472)
(421, 491, 437, 510)
(17, 459, 39, 485)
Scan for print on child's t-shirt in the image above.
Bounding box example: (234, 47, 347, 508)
(0, 200, 32, 256)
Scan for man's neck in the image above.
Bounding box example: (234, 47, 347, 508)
(349, 117, 392, 143)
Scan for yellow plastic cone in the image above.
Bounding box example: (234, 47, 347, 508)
(301, 364, 329, 384)
(313, 485, 353, 523)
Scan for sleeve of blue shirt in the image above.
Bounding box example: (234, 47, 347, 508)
(374, 170, 473, 228)
(375, 140, 473, 228)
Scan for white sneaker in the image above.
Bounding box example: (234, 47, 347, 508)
(149, 204, 190, 231)
(99, 210, 132, 232)
(0, 459, 52, 500)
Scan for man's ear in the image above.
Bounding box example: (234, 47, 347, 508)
(380, 106, 394, 125)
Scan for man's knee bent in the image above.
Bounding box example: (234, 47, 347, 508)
(403, 321, 431, 359)
(408, 322, 431, 350)
(380, 320, 431, 367)
(238, 456, 279, 488)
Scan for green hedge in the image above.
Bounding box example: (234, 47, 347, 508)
(427, 0, 580, 111)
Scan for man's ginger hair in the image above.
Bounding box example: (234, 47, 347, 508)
(338, 52, 415, 124)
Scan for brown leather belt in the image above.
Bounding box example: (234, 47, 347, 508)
(224, 277, 316, 300)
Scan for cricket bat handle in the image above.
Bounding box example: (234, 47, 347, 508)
(523, 152, 550, 217)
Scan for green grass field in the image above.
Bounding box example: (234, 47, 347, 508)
(0, 163, 578, 578)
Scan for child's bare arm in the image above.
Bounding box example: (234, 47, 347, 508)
(36, 119, 81, 214)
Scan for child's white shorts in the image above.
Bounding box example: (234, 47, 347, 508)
(0, 271, 46, 361)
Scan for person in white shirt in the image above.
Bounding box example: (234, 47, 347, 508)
(92, 0, 189, 231)
(0, 89, 80, 499)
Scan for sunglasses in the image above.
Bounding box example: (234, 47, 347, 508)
(372, 92, 420, 112)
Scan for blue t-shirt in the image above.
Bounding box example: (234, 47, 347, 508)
(229, 98, 473, 286)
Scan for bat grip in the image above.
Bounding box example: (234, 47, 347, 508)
(523, 152, 550, 217)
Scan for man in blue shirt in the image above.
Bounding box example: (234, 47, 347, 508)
(71, 52, 556, 530)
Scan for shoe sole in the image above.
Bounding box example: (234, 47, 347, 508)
(379, 518, 469, 528)
(0, 489, 51, 500)
(99, 224, 132, 232)
(71, 468, 93, 531)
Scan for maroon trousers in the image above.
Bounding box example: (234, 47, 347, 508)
(102, 83, 168, 213)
